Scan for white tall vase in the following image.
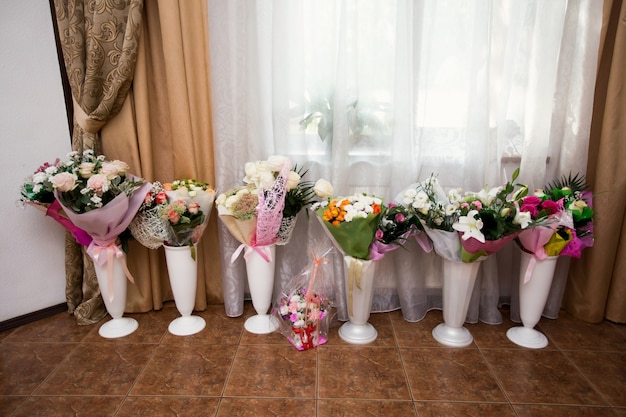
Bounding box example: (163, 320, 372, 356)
(163, 244, 206, 336)
(338, 255, 378, 344)
(244, 244, 279, 334)
(506, 250, 559, 348)
(432, 259, 481, 347)
(94, 248, 138, 339)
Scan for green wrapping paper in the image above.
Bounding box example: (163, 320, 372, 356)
(315, 206, 381, 260)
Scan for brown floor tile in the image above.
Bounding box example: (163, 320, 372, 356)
(538, 312, 626, 351)
(217, 398, 316, 417)
(36, 343, 155, 396)
(2, 313, 92, 343)
(481, 349, 607, 405)
(317, 399, 417, 417)
(513, 404, 619, 417)
(239, 324, 292, 346)
(413, 402, 517, 417)
(225, 345, 316, 398)
(390, 309, 449, 348)
(400, 347, 506, 402)
(132, 344, 235, 396)
(565, 350, 626, 407)
(11, 396, 123, 417)
(0, 342, 74, 395)
(0, 396, 26, 416)
(615, 407, 626, 417)
(118, 396, 220, 417)
(318, 346, 411, 400)
(1, 304, 624, 416)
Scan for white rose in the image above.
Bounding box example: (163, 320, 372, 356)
(266, 155, 290, 172)
(51, 172, 77, 192)
(101, 160, 129, 178)
(286, 170, 301, 191)
(78, 162, 95, 178)
(259, 171, 276, 190)
(313, 179, 333, 198)
(216, 193, 226, 205)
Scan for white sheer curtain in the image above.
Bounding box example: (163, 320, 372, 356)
(208, 0, 601, 323)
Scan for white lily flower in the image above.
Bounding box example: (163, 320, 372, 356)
(513, 210, 532, 229)
(475, 186, 502, 206)
(452, 209, 485, 243)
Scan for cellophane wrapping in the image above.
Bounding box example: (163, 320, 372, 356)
(273, 246, 336, 350)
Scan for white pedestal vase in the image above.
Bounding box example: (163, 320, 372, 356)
(163, 244, 206, 336)
(339, 256, 378, 344)
(506, 250, 559, 349)
(244, 244, 279, 334)
(432, 259, 481, 347)
(94, 248, 138, 339)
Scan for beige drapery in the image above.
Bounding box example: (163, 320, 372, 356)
(53, 0, 144, 324)
(99, 0, 223, 312)
(563, 0, 626, 324)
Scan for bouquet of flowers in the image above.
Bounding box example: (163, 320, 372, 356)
(369, 202, 430, 260)
(128, 181, 169, 249)
(273, 246, 335, 350)
(217, 155, 326, 262)
(161, 180, 215, 247)
(517, 173, 594, 262)
(453, 169, 531, 262)
(398, 174, 464, 261)
(130, 179, 215, 260)
(313, 193, 383, 260)
(18, 157, 92, 246)
(399, 169, 530, 262)
(49, 150, 151, 266)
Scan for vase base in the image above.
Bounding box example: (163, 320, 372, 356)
(506, 326, 548, 349)
(338, 321, 378, 345)
(432, 323, 473, 347)
(168, 315, 206, 336)
(244, 314, 280, 334)
(98, 317, 138, 339)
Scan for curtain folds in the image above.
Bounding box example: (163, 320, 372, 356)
(563, 0, 626, 324)
(53, 0, 144, 324)
(99, 0, 222, 312)
(208, 0, 604, 324)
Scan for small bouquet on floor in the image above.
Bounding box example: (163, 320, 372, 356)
(18, 156, 92, 246)
(517, 173, 594, 264)
(273, 246, 335, 350)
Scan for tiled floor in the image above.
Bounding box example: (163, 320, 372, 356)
(1, 302, 625, 417)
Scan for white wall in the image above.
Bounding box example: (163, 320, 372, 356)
(0, 0, 71, 321)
